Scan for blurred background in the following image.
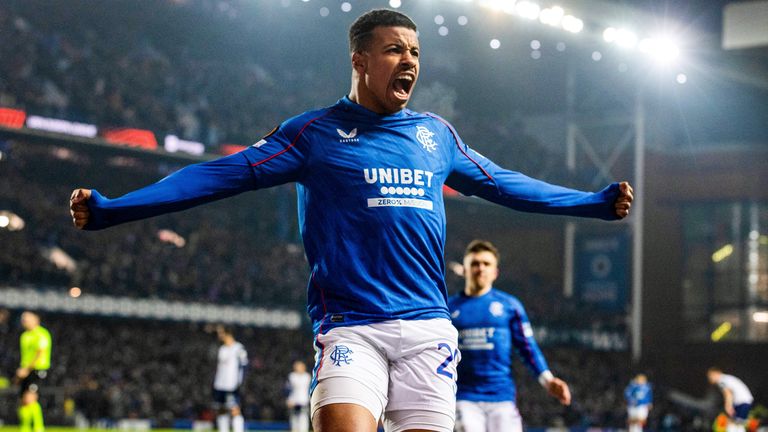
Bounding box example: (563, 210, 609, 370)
(0, 0, 766, 430)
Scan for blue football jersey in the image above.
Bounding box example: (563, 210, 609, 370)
(449, 288, 549, 402)
(625, 381, 653, 407)
(84, 96, 622, 334)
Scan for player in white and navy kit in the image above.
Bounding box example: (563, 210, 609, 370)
(625, 374, 653, 432)
(449, 241, 571, 432)
(286, 361, 312, 432)
(213, 326, 248, 432)
(70, 9, 634, 432)
(708, 368, 753, 431)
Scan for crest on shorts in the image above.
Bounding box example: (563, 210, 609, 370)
(330, 345, 353, 366)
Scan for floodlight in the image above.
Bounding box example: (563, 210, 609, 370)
(539, 6, 564, 26)
(561, 15, 583, 33)
(515, 1, 540, 20)
(615, 28, 638, 48)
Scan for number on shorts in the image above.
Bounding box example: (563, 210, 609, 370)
(436, 342, 458, 379)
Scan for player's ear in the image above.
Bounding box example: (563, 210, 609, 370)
(352, 51, 366, 74)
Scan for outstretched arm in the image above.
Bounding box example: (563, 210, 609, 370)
(70, 118, 311, 230)
(70, 152, 258, 230)
(508, 300, 571, 406)
(446, 138, 633, 220)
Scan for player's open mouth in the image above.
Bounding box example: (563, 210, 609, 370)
(392, 74, 415, 100)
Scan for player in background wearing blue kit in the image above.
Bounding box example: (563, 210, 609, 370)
(449, 241, 571, 432)
(70, 9, 633, 432)
(624, 374, 653, 432)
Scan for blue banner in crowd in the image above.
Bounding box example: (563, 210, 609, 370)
(575, 233, 629, 311)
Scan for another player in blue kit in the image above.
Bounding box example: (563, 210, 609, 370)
(625, 374, 653, 432)
(449, 241, 571, 432)
(70, 9, 633, 432)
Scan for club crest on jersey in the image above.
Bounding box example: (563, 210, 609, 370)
(416, 125, 437, 152)
(337, 128, 359, 143)
(330, 345, 353, 366)
(489, 301, 504, 317)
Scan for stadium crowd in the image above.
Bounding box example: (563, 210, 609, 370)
(0, 0, 332, 148)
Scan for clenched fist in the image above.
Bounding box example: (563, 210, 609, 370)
(70, 188, 92, 229)
(615, 181, 633, 219)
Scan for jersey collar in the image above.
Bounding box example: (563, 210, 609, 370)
(338, 96, 410, 120)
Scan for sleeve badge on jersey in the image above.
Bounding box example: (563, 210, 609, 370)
(252, 125, 280, 148)
(522, 322, 534, 337)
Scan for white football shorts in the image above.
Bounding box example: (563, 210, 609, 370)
(310, 318, 460, 432)
(455, 400, 522, 432)
(628, 405, 649, 422)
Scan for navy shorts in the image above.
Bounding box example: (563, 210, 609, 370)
(733, 403, 752, 421)
(212, 388, 241, 409)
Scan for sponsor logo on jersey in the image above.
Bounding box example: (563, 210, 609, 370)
(363, 168, 434, 189)
(451, 310, 461, 319)
(337, 128, 359, 143)
(363, 167, 435, 210)
(330, 345, 353, 366)
(367, 198, 433, 210)
(458, 327, 496, 350)
(416, 125, 437, 152)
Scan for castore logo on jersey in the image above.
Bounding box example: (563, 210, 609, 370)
(337, 128, 359, 143)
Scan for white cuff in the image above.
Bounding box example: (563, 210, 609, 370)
(538, 370, 554, 388)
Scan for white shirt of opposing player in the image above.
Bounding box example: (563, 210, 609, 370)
(214, 342, 247, 391)
(719, 374, 754, 405)
(287, 371, 312, 407)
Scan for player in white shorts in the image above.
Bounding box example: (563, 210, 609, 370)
(286, 360, 312, 432)
(311, 319, 460, 432)
(212, 326, 248, 432)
